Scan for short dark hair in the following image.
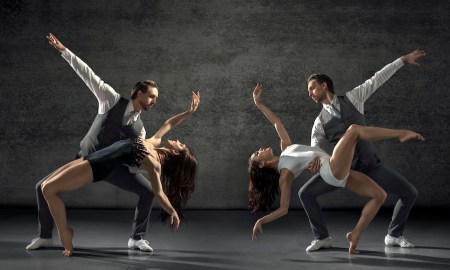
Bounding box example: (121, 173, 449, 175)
(308, 74, 334, 94)
(131, 80, 159, 99)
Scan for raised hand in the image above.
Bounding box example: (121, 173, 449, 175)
(253, 83, 262, 106)
(400, 49, 426, 67)
(46, 33, 66, 52)
(189, 91, 200, 113)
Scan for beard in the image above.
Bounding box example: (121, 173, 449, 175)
(315, 91, 326, 104)
(140, 100, 150, 111)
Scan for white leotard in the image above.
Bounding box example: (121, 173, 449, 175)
(277, 144, 348, 188)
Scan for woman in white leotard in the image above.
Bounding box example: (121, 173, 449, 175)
(248, 84, 424, 254)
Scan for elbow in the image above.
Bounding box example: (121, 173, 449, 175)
(156, 190, 165, 198)
(280, 208, 289, 216)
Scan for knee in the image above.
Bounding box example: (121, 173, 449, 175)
(140, 187, 154, 200)
(347, 124, 361, 134)
(298, 186, 312, 203)
(376, 189, 387, 205)
(35, 181, 44, 193)
(41, 182, 56, 199)
(405, 186, 418, 201)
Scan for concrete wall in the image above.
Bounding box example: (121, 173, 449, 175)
(1, 0, 449, 209)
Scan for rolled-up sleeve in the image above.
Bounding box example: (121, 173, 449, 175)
(311, 117, 325, 149)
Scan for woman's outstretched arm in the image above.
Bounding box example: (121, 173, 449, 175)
(140, 156, 180, 231)
(253, 83, 291, 151)
(148, 91, 200, 146)
(252, 169, 294, 240)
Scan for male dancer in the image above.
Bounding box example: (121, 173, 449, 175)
(300, 49, 426, 252)
(27, 33, 158, 252)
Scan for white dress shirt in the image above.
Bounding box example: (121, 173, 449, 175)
(311, 58, 405, 148)
(61, 48, 146, 139)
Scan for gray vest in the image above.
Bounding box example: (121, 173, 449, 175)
(318, 96, 380, 172)
(80, 97, 144, 155)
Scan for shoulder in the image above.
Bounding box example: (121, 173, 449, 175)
(279, 169, 294, 182)
(140, 149, 161, 173)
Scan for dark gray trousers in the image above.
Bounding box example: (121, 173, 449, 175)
(35, 164, 154, 240)
(299, 163, 418, 240)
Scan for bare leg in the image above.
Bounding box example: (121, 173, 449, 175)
(344, 171, 387, 254)
(41, 160, 94, 256)
(330, 125, 424, 179)
(42, 158, 85, 186)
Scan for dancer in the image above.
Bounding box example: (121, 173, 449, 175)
(248, 84, 424, 254)
(28, 32, 159, 252)
(301, 49, 426, 252)
(40, 91, 200, 256)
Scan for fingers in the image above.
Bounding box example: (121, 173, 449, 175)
(254, 83, 262, 92)
(252, 222, 263, 240)
(416, 133, 425, 141)
(192, 91, 200, 102)
(252, 229, 262, 240)
(170, 215, 180, 231)
(307, 158, 321, 174)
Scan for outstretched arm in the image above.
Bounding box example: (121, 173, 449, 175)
(46, 33, 120, 108)
(252, 169, 293, 240)
(400, 49, 426, 67)
(347, 49, 426, 111)
(141, 157, 180, 231)
(46, 33, 66, 52)
(148, 91, 200, 146)
(253, 84, 292, 151)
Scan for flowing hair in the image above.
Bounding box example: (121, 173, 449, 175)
(158, 145, 197, 222)
(248, 157, 280, 212)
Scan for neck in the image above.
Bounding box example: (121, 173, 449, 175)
(265, 156, 280, 170)
(321, 92, 334, 105)
(132, 99, 142, 112)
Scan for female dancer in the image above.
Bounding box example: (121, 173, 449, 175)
(41, 91, 200, 256)
(249, 84, 424, 253)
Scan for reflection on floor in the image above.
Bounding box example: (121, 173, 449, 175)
(0, 209, 449, 270)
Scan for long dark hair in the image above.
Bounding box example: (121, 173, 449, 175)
(158, 145, 197, 222)
(248, 158, 280, 212)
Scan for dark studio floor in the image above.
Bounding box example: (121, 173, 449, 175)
(0, 209, 449, 270)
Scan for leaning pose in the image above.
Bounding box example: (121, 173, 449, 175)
(41, 92, 200, 256)
(248, 84, 423, 254)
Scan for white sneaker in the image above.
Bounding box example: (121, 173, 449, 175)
(26, 237, 53, 250)
(128, 238, 153, 252)
(384, 235, 415, 248)
(306, 236, 332, 252)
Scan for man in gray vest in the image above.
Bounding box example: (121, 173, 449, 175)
(27, 33, 157, 252)
(300, 49, 426, 252)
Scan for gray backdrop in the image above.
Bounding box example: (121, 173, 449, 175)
(1, 0, 449, 209)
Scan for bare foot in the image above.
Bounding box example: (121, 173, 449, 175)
(399, 130, 425, 143)
(58, 227, 74, 256)
(346, 232, 360, 254)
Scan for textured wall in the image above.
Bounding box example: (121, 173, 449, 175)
(0, 0, 449, 209)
